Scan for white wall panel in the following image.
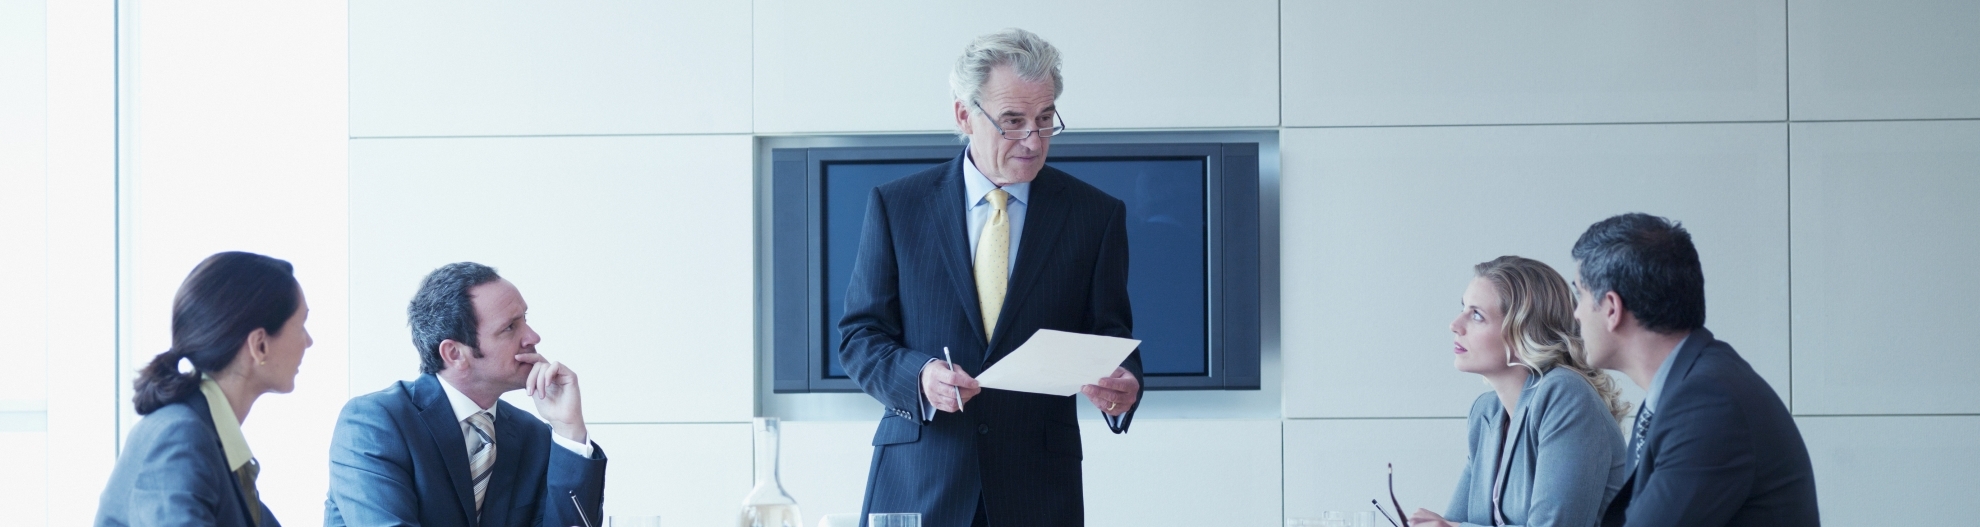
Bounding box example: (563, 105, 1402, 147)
(348, 135, 755, 423)
(1799, 416, 1980, 525)
(1081, 419, 1281, 527)
(1283, 1, 1787, 126)
(1284, 419, 1470, 520)
(1789, 121, 1980, 415)
(1281, 124, 1789, 419)
(123, 1, 350, 521)
(45, 1, 120, 523)
(779, 420, 881, 523)
(0, 0, 51, 420)
(589, 423, 754, 527)
(350, 1, 752, 137)
(752, 0, 1279, 134)
(1788, 0, 1980, 120)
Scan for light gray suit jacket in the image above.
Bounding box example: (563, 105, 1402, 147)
(1446, 367, 1627, 527)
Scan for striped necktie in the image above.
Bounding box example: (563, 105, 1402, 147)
(1630, 406, 1654, 472)
(975, 188, 1010, 342)
(465, 410, 497, 514)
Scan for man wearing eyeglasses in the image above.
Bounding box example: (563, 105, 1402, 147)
(837, 28, 1143, 527)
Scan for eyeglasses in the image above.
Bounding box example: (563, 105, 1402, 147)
(1371, 463, 1405, 527)
(972, 101, 1066, 141)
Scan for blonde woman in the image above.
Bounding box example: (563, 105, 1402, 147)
(1410, 256, 1627, 527)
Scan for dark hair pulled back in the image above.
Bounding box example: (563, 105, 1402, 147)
(132, 251, 300, 415)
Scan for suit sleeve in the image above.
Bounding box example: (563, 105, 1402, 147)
(1089, 200, 1143, 433)
(1621, 382, 1755, 527)
(325, 398, 422, 527)
(1510, 385, 1627, 527)
(538, 441, 608, 527)
(121, 422, 225, 527)
(838, 188, 940, 417)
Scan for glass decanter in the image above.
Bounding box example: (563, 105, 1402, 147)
(738, 417, 804, 527)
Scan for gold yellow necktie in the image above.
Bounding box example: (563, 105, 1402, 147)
(975, 189, 1010, 341)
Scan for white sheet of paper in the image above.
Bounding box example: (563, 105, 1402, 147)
(975, 329, 1141, 396)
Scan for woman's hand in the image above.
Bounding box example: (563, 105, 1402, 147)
(1407, 508, 1457, 527)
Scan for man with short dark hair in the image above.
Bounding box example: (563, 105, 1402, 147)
(326, 262, 606, 527)
(1570, 213, 1819, 527)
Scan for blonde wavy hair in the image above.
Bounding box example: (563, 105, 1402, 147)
(1476, 256, 1630, 422)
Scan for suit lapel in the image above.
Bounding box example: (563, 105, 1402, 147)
(932, 153, 990, 353)
(413, 375, 481, 527)
(479, 406, 528, 527)
(1494, 380, 1533, 507)
(989, 170, 1067, 361)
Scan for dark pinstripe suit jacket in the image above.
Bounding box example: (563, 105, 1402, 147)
(839, 150, 1143, 527)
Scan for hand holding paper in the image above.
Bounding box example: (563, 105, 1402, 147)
(975, 329, 1140, 398)
(1081, 367, 1140, 416)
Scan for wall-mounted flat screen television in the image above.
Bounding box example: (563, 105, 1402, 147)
(772, 142, 1259, 393)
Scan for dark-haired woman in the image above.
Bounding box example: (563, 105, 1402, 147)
(97, 251, 311, 527)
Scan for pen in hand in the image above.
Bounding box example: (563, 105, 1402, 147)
(943, 347, 964, 412)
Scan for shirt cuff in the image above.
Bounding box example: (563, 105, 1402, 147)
(918, 357, 938, 422)
(551, 430, 594, 458)
(1104, 412, 1124, 431)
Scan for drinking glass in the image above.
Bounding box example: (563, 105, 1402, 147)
(867, 513, 920, 527)
(1352, 511, 1377, 527)
(608, 516, 662, 527)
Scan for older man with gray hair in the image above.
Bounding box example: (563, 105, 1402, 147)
(837, 28, 1144, 527)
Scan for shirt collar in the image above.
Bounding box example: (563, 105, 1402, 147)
(198, 374, 254, 471)
(437, 375, 498, 423)
(1644, 333, 1692, 413)
(962, 149, 1031, 208)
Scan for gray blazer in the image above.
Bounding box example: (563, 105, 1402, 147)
(96, 391, 277, 527)
(1446, 367, 1626, 527)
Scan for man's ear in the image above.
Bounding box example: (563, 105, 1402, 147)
(1602, 291, 1627, 333)
(954, 99, 973, 135)
(438, 339, 468, 367)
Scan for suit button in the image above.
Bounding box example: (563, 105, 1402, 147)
(978, 424, 990, 434)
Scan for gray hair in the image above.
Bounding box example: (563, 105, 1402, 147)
(949, 28, 1064, 116)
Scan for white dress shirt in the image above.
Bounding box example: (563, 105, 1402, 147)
(438, 376, 592, 458)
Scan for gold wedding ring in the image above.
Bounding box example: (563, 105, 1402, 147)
(1107, 402, 1118, 412)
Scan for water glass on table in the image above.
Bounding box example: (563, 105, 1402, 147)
(607, 516, 661, 527)
(867, 513, 920, 527)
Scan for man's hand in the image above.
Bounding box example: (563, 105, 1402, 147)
(1081, 367, 1139, 416)
(1406, 508, 1456, 527)
(518, 352, 586, 444)
(920, 360, 981, 413)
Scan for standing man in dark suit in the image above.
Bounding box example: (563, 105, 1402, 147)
(326, 262, 606, 527)
(839, 28, 1144, 527)
(1570, 213, 1820, 527)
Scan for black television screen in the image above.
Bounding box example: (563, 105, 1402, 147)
(773, 142, 1258, 392)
